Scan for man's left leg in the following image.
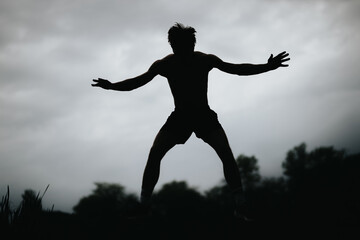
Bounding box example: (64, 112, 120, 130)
(201, 128, 242, 191)
(202, 128, 251, 220)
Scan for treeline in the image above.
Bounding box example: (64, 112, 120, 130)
(1, 143, 359, 239)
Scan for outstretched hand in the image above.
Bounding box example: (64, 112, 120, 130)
(92, 78, 112, 90)
(267, 51, 290, 70)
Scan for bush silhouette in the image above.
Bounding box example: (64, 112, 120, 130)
(73, 182, 138, 219)
(2, 143, 359, 239)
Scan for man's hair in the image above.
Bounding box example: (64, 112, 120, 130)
(168, 23, 196, 53)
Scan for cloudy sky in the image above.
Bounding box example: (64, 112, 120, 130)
(1, 0, 359, 212)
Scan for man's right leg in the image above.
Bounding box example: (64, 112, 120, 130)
(140, 129, 178, 205)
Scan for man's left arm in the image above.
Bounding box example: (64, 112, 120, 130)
(211, 51, 290, 76)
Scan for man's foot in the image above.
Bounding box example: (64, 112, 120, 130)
(234, 208, 254, 222)
(126, 202, 151, 220)
(233, 192, 254, 222)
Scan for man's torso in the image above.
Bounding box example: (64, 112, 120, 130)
(158, 51, 214, 111)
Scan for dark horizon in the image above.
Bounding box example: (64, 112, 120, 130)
(2, 142, 359, 238)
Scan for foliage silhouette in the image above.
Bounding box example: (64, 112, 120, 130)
(0, 185, 70, 238)
(30, 146, 360, 227)
(0, 186, 12, 227)
(281, 143, 355, 224)
(236, 154, 261, 191)
(1, 143, 359, 239)
(73, 182, 138, 219)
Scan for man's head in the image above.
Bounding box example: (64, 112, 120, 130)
(168, 23, 196, 55)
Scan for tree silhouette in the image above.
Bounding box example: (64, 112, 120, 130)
(282, 143, 346, 192)
(152, 181, 205, 218)
(20, 190, 43, 215)
(281, 143, 349, 224)
(282, 143, 345, 182)
(235, 154, 261, 191)
(1, 143, 358, 239)
(73, 182, 137, 218)
(282, 143, 307, 190)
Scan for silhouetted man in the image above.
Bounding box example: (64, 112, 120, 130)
(92, 23, 289, 219)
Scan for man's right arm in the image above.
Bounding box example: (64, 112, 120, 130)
(92, 60, 163, 91)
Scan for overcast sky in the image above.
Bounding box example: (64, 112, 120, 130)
(1, 0, 359, 213)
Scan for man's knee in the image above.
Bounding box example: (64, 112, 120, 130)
(206, 138, 232, 155)
(208, 141, 235, 162)
(149, 143, 171, 160)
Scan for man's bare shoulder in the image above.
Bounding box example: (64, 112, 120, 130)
(149, 54, 172, 68)
(157, 52, 217, 62)
(194, 51, 210, 58)
(194, 51, 220, 61)
(157, 54, 175, 63)
(148, 54, 174, 76)
(153, 52, 220, 69)
(194, 51, 222, 68)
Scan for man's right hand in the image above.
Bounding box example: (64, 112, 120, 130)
(92, 78, 112, 90)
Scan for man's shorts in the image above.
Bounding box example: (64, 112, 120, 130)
(159, 108, 223, 144)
